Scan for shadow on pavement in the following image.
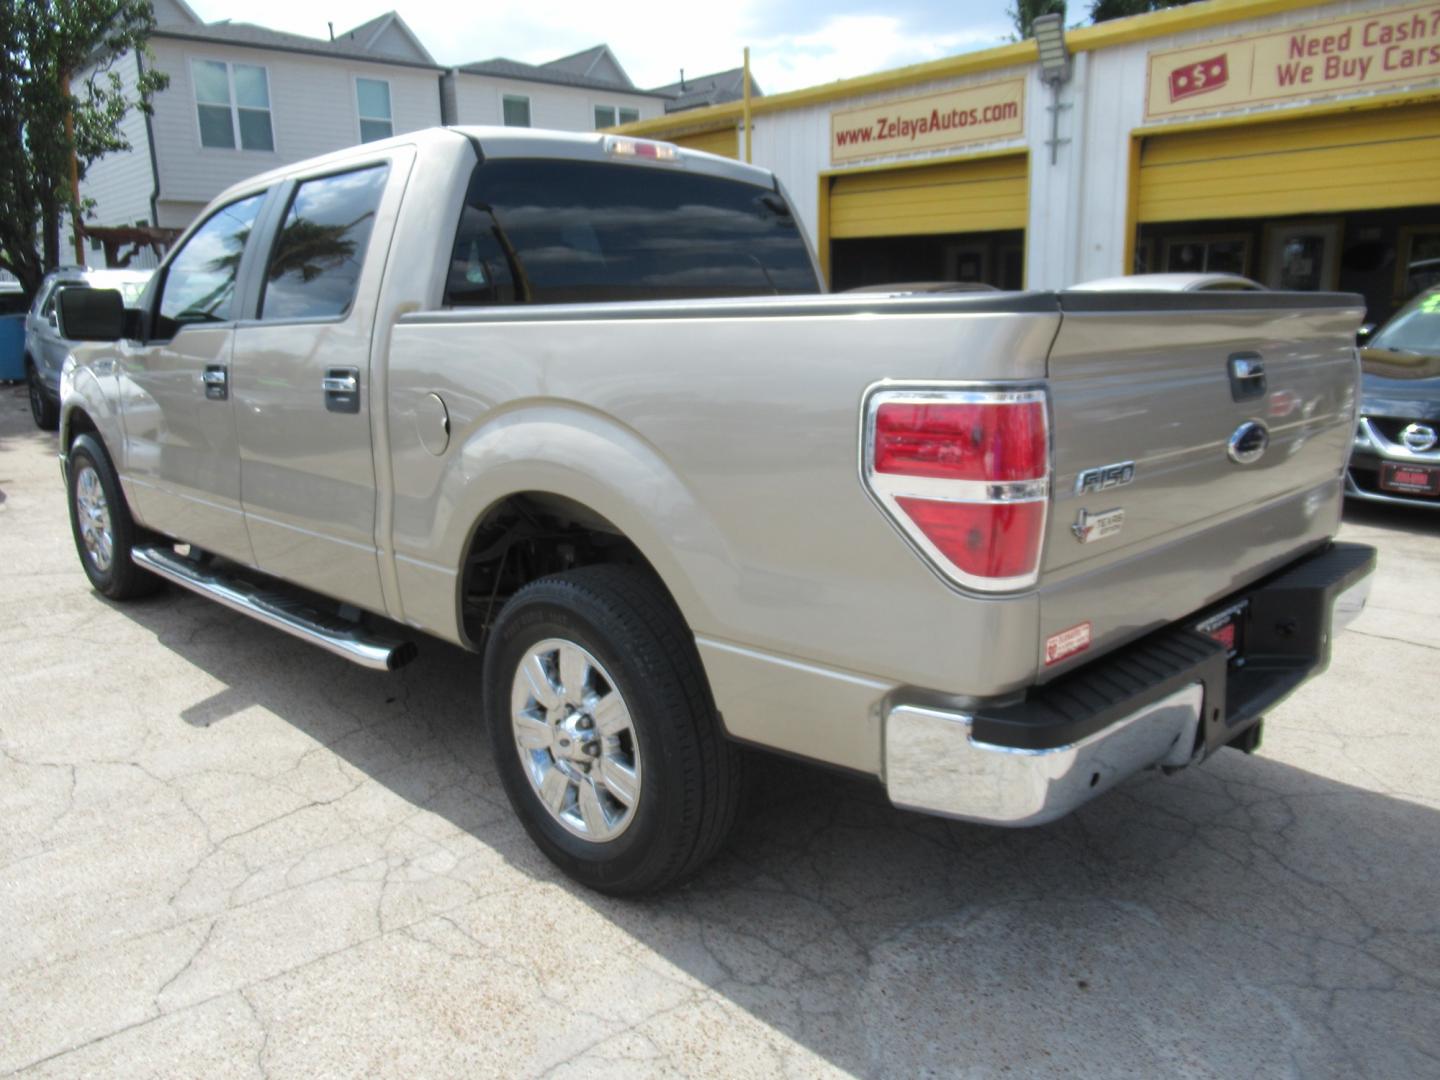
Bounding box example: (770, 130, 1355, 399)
(1343, 497, 1440, 535)
(103, 584, 1440, 1079)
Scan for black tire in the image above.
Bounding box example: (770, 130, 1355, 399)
(27, 361, 59, 431)
(483, 564, 741, 895)
(66, 433, 162, 600)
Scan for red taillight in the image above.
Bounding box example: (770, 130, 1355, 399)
(874, 402, 1047, 482)
(863, 388, 1050, 591)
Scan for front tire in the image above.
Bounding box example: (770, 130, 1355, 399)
(483, 565, 741, 895)
(27, 362, 59, 431)
(66, 434, 161, 600)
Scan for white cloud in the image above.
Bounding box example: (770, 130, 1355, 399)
(183, 0, 1014, 93)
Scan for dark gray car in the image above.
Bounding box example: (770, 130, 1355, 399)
(25, 267, 150, 429)
(1349, 287, 1440, 508)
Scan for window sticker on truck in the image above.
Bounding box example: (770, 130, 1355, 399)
(1044, 622, 1092, 665)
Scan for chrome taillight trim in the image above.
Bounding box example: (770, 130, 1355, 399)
(859, 382, 1051, 594)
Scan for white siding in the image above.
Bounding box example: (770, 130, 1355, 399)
(450, 74, 664, 132)
(147, 38, 442, 212)
(77, 51, 157, 240)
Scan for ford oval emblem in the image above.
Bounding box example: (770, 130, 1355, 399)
(1228, 420, 1269, 465)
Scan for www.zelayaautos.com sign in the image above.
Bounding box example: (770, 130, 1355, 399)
(830, 79, 1026, 164)
(1146, 1, 1440, 119)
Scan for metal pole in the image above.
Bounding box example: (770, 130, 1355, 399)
(62, 73, 85, 265)
(742, 47, 752, 164)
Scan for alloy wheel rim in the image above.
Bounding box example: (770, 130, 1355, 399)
(510, 637, 642, 843)
(74, 465, 114, 573)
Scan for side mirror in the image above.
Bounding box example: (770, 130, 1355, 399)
(1356, 322, 1376, 345)
(56, 287, 126, 342)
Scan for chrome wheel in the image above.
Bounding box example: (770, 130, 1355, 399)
(74, 465, 114, 573)
(510, 637, 642, 843)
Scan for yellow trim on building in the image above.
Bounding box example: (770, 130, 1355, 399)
(828, 153, 1029, 239)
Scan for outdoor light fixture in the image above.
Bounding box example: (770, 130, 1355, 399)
(1033, 13, 1071, 86)
(1033, 12, 1072, 165)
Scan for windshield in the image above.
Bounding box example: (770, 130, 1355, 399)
(1370, 290, 1440, 355)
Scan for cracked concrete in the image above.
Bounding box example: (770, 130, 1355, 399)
(2, 383, 1438, 1078)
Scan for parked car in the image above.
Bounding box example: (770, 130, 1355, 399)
(53, 127, 1374, 894)
(1349, 286, 1440, 508)
(25, 267, 151, 429)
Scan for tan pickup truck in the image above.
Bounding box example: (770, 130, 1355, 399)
(55, 127, 1374, 893)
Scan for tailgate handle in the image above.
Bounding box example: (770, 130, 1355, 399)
(1228, 353, 1266, 401)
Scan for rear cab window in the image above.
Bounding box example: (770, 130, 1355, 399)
(260, 164, 390, 321)
(444, 158, 820, 306)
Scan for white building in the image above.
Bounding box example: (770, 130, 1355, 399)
(80, 0, 445, 264)
(442, 45, 670, 132)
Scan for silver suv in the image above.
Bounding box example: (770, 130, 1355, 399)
(26, 267, 151, 430)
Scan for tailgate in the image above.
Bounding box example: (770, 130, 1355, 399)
(1037, 291, 1364, 677)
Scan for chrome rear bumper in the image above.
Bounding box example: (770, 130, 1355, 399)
(883, 541, 1375, 827)
(885, 685, 1203, 826)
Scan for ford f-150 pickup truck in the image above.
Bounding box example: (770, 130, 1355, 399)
(55, 127, 1375, 894)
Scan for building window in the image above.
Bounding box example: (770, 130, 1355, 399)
(356, 78, 392, 142)
(594, 105, 640, 129)
(193, 59, 274, 151)
(502, 95, 530, 127)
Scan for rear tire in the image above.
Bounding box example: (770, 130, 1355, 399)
(66, 433, 161, 600)
(483, 564, 741, 895)
(27, 362, 59, 431)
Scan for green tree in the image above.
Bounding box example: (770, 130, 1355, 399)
(1089, 0, 1194, 22)
(0, 0, 167, 293)
(1009, 0, 1066, 40)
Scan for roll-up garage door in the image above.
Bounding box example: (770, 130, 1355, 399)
(1138, 104, 1440, 223)
(829, 153, 1028, 239)
(668, 126, 738, 159)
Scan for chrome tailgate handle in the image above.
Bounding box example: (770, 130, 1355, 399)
(323, 367, 361, 414)
(1228, 352, 1266, 401)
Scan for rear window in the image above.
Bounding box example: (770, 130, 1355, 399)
(445, 158, 818, 306)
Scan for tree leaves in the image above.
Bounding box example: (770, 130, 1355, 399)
(0, 0, 167, 291)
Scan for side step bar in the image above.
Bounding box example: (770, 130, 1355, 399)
(132, 545, 418, 672)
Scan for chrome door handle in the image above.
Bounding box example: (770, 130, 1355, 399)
(323, 367, 361, 414)
(202, 365, 228, 401)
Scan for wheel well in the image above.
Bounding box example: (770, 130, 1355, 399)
(458, 492, 669, 647)
(66, 407, 98, 447)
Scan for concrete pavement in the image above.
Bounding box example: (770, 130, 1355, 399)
(2, 382, 1438, 1078)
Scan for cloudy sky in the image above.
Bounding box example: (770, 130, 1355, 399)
(186, 0, 1018, 93)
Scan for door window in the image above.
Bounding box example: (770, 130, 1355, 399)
(154, 193, 266, 337)
(259, 165, 390, 321)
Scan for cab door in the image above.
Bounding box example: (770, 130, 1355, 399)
(118, 192, 269, 563)
(231, 158, 403, 613)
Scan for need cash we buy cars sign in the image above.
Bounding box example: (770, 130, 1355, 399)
(830, 79, 1026, 165)
(1146, 1, 1440, 119)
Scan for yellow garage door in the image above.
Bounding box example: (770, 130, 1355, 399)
(669, 127, 738, 159)
(830, 154, 1028, 239)
(1138, 104, 1440, 222)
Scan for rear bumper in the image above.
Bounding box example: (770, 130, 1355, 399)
(884, 541, 1376, 826)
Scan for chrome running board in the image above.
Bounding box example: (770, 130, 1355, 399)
(132, 545, 417, 671)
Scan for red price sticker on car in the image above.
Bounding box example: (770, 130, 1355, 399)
(1044, 622, 1092, 666)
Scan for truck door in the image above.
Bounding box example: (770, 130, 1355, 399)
(231, 160, 399, 613)
(118, 192, 268, 564)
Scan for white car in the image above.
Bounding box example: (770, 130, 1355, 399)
(25, 267, 151, 430)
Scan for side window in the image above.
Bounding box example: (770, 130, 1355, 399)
(259, 165, 389, 321)
(356, 78, 392, 142)
(155, 193, 266, 336)
(502, 95, 530, 127)
(37, 284, 61, 320)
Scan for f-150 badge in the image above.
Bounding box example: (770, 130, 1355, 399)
(1075, 461, 1135, 495)
(1072, 507, 1124, 544)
